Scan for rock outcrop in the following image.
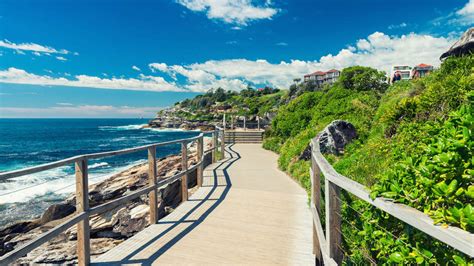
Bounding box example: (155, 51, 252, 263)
(440, 27, 474, 60)
(299, 120, 357, 160)
(319, 120, 357, 155)
(0, 138, 213, 264)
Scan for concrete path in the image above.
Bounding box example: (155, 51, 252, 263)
(93, 144, 314, 265)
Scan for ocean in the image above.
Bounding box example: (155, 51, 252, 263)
(0, 119, 200, 227)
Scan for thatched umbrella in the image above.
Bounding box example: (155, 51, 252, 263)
(440, 27, 474, 60)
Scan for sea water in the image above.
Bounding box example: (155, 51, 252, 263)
(0, 119, 199, 227)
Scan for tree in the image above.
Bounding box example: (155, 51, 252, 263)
(213, 87, 226, 102)
(338, 66, 388, 92)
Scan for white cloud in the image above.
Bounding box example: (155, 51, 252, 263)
(149, 63, 169, 72)
(0, 68, 183, 92)
(0, 39, 72, 56)
(388, 22, 408, 30)
(149, 32, 453, 90)
(456, 0, 474, 24)
(56, 56, 67, 61)
(132, 65, 141, 71)
(0, 32, 454, 93)
(0, 105, 163, 118)
(176, 0, 279, 25)
(276, 42, 288, 46)
(434, 0, 474, 26)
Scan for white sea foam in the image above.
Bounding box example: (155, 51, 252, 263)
(145, 127, 200, 132)
(0, 160, 146, 204)
(98, 124, 146, 131)
(89, 162, 109, 169)
(112, 137, 128, 141)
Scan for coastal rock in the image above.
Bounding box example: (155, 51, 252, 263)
(440, 27, 474, 59)
(112, 207, 148, 237)
(319, 120, 357, 155)
(299, 120, 357, 160)
(0, 139, 215, 263)
(40, 203, 76, 224)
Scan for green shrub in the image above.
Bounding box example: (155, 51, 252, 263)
(263, 55, 474, 264)
(338, 65, 388, 92)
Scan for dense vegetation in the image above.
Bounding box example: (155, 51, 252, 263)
(263, 56, 474, 264)
(173, 87, 286, 121)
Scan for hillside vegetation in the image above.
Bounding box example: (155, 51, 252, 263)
(263, 56, 474, 264)
(172, 87, 286, 121)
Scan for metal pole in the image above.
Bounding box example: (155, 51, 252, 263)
(181, 141, 188, 202)
(220, 129, 225, 159)
(244, 117, 246, 131)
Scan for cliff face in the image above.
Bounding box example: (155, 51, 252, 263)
(148, 88, 286, 131)
(0, 139, 213, 264)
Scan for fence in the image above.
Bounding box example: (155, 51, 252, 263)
(310, 135, 474, 265)
(0, 129, 225, 265)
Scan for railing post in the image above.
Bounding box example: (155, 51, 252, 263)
(326, 178, 342, 264)
(213, 130, 218, 163)
(257, 117, 260, 131)
(148, 146, 158, 224)
(197, 136, 204, 187)
(243, 117, 246, 131)
(75, 159, 90, 266)
(181, 141, 188, 202)
(220, 130, 225, 159)
(310, 142, 323, 264)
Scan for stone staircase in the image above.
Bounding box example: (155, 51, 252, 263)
(224, 130, 263, 143)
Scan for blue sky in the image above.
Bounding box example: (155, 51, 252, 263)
(0, 0, 473, 118)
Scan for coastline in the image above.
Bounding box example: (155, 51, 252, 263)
(0, 137, 213, 264)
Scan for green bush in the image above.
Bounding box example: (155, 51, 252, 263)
(263, 56, 474, 264)
(338, 65, 388, 92)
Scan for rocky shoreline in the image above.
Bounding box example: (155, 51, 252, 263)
(0, 138, 213, 264)
(147, 107, 217, 131)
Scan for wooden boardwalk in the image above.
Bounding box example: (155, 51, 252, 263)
(93, 144, 314, 265)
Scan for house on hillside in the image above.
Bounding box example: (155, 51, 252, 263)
(390, 63, 435, 83)
(303, 69, 340, 88)
(411, 63, 434, 79)
(390, 65, 412, 83)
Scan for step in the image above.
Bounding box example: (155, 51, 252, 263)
(224, 138, 262, 141)
(225, 133, 263, 135)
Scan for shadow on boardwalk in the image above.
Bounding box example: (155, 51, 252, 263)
(93, 145, 241, 265)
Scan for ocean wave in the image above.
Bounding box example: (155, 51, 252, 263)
(89, 162, 110, 169)
(0, 159, 146, 204)
(112, 137, 128, 141)
(145, 127, 200, 132)
(98, 124, 146, 131)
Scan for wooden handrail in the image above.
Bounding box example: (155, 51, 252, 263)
(0, 212, 87, 265)
(0, 129, 225, 265)
(0, 134, 204, 181)
(310, 136, 474, 264)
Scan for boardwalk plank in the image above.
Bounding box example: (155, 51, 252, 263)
(93, 144, 314, 265)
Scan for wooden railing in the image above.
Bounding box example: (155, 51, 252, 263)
(310, 135, 474, 265)
(0, 129, 225, 265)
